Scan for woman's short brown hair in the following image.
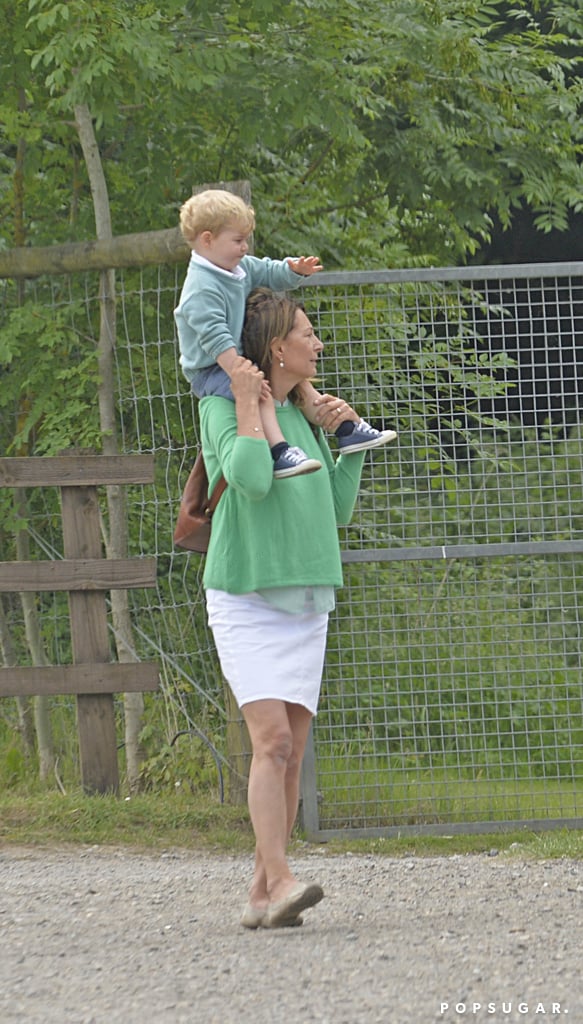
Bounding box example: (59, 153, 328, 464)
(242, 289, 308, 406)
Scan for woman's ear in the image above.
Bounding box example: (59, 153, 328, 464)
(269, 337, 283, 364)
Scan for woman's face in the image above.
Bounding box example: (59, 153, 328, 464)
(276, 308, 324, 382)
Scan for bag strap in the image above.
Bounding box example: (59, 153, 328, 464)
(205, 471, 228, 516)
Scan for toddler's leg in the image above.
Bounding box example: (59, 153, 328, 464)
(296, 380, 325, 426)
(297, 380, 398, 454)
(259, 397, 321, 479)
(259, 398, 286, 449)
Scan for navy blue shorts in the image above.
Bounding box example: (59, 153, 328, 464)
(190, 365, 234, 400)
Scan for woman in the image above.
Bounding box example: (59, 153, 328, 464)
(199, 287, 368, 929)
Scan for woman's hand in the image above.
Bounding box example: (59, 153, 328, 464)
(230, 357, 268, 438)
(311, 393, 359, 432)
(230, 356, 271, 400)
(230, 356, 265, 400)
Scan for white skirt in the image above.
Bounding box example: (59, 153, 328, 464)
(206, 589, 329, 715)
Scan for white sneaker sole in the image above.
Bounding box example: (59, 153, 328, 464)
(274, 459, 322, 478)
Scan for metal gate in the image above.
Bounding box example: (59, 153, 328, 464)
(299, 261, 583, 837)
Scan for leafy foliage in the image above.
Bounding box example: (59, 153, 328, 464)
(0, 298, 101, 455)
(0, 0, 581, 260)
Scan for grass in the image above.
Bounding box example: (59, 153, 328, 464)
(0, 788, 255, 853)
(315, 761, 583, 830)
(1, 786, 582, 860)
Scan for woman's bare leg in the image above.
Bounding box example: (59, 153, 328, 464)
(242, 699, 313, 907)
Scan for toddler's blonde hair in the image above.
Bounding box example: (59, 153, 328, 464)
(179, 189, 255, 245)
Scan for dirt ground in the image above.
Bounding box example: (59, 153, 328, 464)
(1, 845, 582, 1024)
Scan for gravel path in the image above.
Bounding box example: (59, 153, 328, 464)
(1, 845, 582, 1024)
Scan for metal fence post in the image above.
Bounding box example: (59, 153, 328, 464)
(299, 721, 320, 838)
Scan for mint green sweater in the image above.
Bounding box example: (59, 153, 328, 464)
(174, 255, 303, 381)
(199, 397, 365, 594)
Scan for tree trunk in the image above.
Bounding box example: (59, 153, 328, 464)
(5, 91, 42, 768)
(15, 510, 54, 781)
(74, 103, 146, 792)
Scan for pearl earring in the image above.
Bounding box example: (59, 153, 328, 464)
(279, 359, 285, 368)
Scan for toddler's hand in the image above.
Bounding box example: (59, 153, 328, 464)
(287, 256, 323, 276)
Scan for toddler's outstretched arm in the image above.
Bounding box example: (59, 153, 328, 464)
(286, 256, 323, 276)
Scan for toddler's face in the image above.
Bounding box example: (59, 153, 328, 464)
(206, 222, 251, 271)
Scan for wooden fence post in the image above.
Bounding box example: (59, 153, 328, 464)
(61, 481, 119, 793)
(0, 453, 159, 794)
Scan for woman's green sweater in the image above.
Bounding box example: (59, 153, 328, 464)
(199, 397, 365, 595)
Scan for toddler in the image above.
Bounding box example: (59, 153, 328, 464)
(174, 189, 396, 477)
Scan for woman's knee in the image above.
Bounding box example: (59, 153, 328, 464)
(244, 701, 296, 764)
(256, 726, 294, 765)
(283, 750, 303, 788)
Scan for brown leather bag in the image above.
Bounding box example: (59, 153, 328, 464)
(173, 451, 227, 553)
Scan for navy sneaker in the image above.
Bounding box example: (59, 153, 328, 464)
(273, 446, 322, 478)
(338, 419, 397, 455)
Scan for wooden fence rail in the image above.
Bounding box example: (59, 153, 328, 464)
(0, 453, 159, 794)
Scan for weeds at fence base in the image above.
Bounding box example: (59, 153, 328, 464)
(0, 788, 254, 851)
(316, 756, 583, 833)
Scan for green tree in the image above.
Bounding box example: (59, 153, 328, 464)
(2, 0, 193, 787)
(0, 0, 581, 791)
(1, 0, 581, 265)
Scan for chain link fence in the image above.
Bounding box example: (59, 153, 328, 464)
(2, 258, 583, 834)
(300, 263, 583, 836)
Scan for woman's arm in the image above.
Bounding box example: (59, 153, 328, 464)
(230, 356, 266, 438)
(311, 394, 366, 526)
(200, 358, 274, 500)
(321, 441, 366, 526)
